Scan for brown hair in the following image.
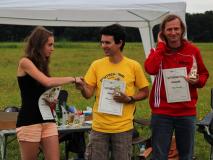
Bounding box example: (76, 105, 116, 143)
(24, 26, 53, 76)
(160, 14, 186, 39)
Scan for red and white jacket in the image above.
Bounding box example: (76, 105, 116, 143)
(145, 40, 209, 116)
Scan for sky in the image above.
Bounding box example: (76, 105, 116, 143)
(184, 0, 213, 13)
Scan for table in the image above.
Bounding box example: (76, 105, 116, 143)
(0, 112, 91, 160)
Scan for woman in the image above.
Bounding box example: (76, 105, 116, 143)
(16, 26, 75, 160)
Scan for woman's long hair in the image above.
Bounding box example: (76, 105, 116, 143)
(24, 26, 53, 76)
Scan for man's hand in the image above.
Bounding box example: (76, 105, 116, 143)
(157, 31, 166, 44)
(185, 74, 199, 85)
(74, 77, 95, 99)
(75, 77, 85, 91)
(113, 91, 130, 103)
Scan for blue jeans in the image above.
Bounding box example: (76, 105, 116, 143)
(151, 114, 196, 160)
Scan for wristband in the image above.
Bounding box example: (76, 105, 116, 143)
(128, 96, 135, 104)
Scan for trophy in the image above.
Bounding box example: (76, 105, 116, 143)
(189, 56, 197, 79)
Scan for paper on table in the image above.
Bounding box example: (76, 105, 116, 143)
(163, 67, 191, 103)
(85, 121, 92, 125)
(38, 86, 61, 120)
(98, 79, 126, 116)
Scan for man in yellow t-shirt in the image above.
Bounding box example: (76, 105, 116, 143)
(75, 24, 149, 160)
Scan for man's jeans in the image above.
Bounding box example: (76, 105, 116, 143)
(151, 114, 196, 160)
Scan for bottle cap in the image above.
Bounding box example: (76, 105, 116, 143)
(68, 106, 76, 113)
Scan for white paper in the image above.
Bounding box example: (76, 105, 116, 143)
(38, 86, 61, 120)
(163, 67, 191, 103)
(98, 79, 126, 116)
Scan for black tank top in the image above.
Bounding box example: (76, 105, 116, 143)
(16, 74, 55, 127)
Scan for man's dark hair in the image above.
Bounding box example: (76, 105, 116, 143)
(100, 24, 126, 51)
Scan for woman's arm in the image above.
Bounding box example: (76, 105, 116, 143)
(18, 57, 75, 87)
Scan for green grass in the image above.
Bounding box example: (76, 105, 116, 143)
(0, 42, 212, 159)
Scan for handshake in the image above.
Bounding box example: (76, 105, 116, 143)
(73, 77, 86, 91)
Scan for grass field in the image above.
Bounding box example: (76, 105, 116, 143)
(0, 42, 212, 159)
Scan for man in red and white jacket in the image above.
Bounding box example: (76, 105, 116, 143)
(145, 14, 209, 160)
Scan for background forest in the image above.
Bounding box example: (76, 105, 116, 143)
(0, 11, 212, 42)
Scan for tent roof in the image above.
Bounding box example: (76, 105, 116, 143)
(0, 0, 186, 27)
(0, 0, 187, 62)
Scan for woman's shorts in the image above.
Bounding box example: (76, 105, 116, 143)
(16, 122, 58, 142)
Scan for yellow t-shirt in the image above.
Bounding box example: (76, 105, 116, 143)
(84, 57, 149, 133)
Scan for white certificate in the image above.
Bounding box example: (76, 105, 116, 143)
(163, 67, 191, 103)
(98, 79, 126, 116)
(38, 86, 61, 120)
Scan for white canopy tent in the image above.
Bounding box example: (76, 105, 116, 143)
(0, 0, 186, 57)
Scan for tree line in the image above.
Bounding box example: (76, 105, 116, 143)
(0, 11, 212, 42)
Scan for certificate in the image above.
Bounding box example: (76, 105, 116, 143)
(38, 86, 61, 120)
(98, 79, 126, 116)
(163, 67, 191, 103)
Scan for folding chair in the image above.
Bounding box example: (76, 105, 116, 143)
(2, 106, 19, 159)
(4, 106, 19, 112)
(197, 88, 213, 159)
(132, 118, 152, 160)
(3, 105, 19, 129)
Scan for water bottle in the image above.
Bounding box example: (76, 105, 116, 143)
(61, 105, 68, 126)
(55, 103, 62, 125)
(62, 101, 69, 111)
(140, 144, 146, 160)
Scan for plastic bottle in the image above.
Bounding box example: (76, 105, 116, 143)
(55, 103, 62, 125)
(61, 105, 68, 126)
(140, 144, 146, 154)
(68, 106, 77, 113)
(63, 102, 69, 111)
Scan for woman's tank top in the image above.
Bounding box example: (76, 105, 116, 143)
(16, 74, 55, 127)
